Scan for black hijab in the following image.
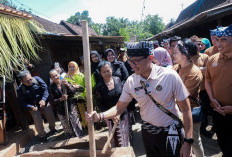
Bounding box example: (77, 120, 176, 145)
(104, 48, 129, 82)
(90, 50, 102, 73)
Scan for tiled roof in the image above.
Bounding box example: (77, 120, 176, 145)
(0, 4, 32, 19)
(175, 0, 227, 24)
(60, 20, 98, 36)
(33, 15, 73, 35)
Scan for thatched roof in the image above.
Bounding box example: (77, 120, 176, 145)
(175, 0, 227, 24)
(148, 0, 232, 40)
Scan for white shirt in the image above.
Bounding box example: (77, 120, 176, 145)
(119, 64, 189, 127)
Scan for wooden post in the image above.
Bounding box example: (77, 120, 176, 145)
(6, 80, 29, 130)
(81, 20, 96, 157)
(0, 76, 7, 145)
(62, 84, 71, 130)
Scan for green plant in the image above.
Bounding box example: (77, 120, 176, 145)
(65, 73, 96, 100)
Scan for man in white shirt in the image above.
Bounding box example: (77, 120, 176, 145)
(86, 41, 193, 157)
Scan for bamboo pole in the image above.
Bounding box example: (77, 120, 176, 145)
(81, 20, 96, 157)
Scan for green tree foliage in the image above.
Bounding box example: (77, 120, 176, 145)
(119, 27, 130, 41)
(143, 14, 165, 35)
(67, 10, 93, 26)
(125, 21, 153, 41)
(66, 10, 165, 41)
(102, 17, 130, 36)
(92, 23, 104, 35)
(93, 15, 164, 41)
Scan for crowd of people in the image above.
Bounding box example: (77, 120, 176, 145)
(16, 24, 232, 157)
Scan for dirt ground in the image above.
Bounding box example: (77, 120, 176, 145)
(17, 107, 222, 157)
(131, 107, 222, 157)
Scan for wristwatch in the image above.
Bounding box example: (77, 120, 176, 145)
(184, 138, 194, 144)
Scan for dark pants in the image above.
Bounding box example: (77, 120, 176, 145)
(199, 90, 212, 129)
(142, 127, 180, 157)
(212, 111, 232, 157)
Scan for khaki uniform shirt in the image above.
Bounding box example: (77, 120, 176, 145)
(204, 46, 219, 57)
(191, 53, 209, 91)
(205, 53, 232, 107)
(119, 64, 189, 127)
(176, 63, 203, 108)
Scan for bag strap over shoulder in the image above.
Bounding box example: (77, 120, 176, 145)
(188, 96, 201, 106)
(140, 80, 183, 127)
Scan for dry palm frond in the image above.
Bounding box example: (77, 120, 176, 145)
(0, 14, 45, 81)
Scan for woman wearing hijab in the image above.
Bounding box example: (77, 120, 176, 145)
(66, 61, 88, 130)
(200, 38, 211, 53)
(90, 50, 102, 82)
(104, 48, 129, 82)
(152, 47, 173, 68)
(105, 48, 135, 141)
(90, 50, 102, 73)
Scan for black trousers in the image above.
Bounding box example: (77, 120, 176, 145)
(199, 90, 212, 129)
(142, 127, 182, 157)
(212, 111, 232, 157)
(142, 128, 167, 157)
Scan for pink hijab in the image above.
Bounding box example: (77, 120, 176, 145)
(152, 47, 173, 67)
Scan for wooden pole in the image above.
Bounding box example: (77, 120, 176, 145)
(81, 20, 96, 157)
(62, 85, 71, 131)
(101, 122, 118, 154)
(0, 76, 7, 145)
(2, 76, 7, 145)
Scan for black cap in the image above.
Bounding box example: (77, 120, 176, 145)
(127, 41, 153, 57)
